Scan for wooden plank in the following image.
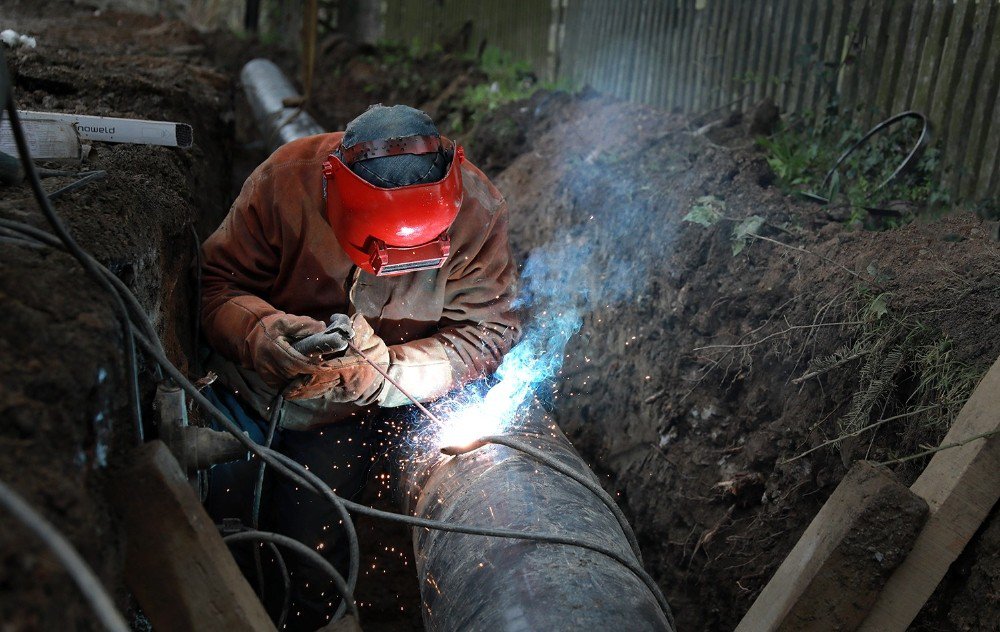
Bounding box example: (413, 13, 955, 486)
(686, 0, 710, 110)
(641, 0, 666, 106)
(763, 0, 790, 110)
(801, 0, 833, 114)
(837, 0, 870, 115)
(675, 0, 697, 110)
(971, 8, 1000, 199)
(735, 461, 927, 632)
(860, 356, 1000, 631)
(817, 0, 849, 116)
(751, 0, 777, 105)
(943, 0, 992, 197)
(698, 0, 720, 110)
(873, 3, 912, 123)
(928, 0, 974, 161)
(111, 441, 274, 632)
(910, 1, 953, 113)
(793, 2, 819, 112)
(655, 1, 674, 108)
(709, 0, 736, 109)
(780, 1, 811, 112)
(857, 0, 891, 128)
(891, 1, 933, 114)
(742, 1, 767, 107)
(722, 2, 749, 107)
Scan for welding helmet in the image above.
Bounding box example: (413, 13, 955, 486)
(323, 105, 464, 276)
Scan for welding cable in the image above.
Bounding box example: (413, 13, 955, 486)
(251, 387, 291, 607)
(0, 479, 130, 632)
(0, 218, 166, 361)
(130, 330, 360, 621)
(4, 83, 670, 624)
(8, 213, 675, 629)
(442, 434, 643, 564)
(139, 336, 677, 627)
(3, 100, 145, 445)
(223, 530, 359, 620)
(266, 541, 293, 630)
(46, 170, 108, 201)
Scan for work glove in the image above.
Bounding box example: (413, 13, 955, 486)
(247, 313, 325, 389)
(286, 314, 389, 404)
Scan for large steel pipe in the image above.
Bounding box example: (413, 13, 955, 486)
(399, 409, 672, 632)
(240, 58, 324, 153)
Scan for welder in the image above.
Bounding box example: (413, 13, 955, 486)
(198, 104, 520, 629)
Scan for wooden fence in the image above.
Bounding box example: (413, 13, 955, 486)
(383, 0, 1000, 203)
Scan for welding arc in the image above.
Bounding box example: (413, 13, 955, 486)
(224, 530, 358, 620)
(443, 434, 643, 564)
(0, 480, 130, 632)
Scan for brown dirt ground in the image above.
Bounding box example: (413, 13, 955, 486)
(2, 2, 999, 631)
(479, 90, 1000, 630)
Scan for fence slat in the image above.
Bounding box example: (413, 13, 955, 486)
(892, 1, 933, 115)
(948, 1, 998, 198)
(381, 0, 1000, 201)
(969, 7, 1000, 200)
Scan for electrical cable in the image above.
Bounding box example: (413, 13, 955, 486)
(9, 216, 675, 628)
(0, 479, 130, 632)
(251, 388, 289, 608)
(3, 75, 673, 627)
(442, 434, 644, 564)
(267, 541, 292, 630)
(4, 99, 145, 446)
(46, 170, 107, 200)
(223, 530, 358, 620)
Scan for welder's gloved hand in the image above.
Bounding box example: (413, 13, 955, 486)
(287, 314, 389, 404)
(248, 313, 325, 389)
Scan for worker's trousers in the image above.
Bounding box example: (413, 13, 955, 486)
(203, 385, 378, 631)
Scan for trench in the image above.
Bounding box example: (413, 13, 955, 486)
(2, 4, 1000, 632)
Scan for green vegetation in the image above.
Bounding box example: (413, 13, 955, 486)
(808, 291, 982, 465)
(757, 110, 950, 228)
(454, 46, 570, 132)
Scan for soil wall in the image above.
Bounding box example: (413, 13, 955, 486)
(0, 5, 236, 627)
(479, 90, 1000, 630)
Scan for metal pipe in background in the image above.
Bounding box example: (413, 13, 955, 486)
(397, 408, 672, 632)
(239, 59, 324, 153)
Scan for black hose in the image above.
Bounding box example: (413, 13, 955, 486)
(224, 530, 358, 620)
(3, 101, 144, 446)
(0, 480, 129, 632)
(819, 111, 931, 198)
(251, 389, 287, 607)
(46, 170, 107, 200)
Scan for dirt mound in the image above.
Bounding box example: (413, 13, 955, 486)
(488, 92, 1000, 630)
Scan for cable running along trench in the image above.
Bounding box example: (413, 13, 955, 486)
(2, 77, 674, 628)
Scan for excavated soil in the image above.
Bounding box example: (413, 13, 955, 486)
(477, 90, 1000, 630)
(3, 2, 999, 631)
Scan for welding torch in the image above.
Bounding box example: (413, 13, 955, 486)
(292, 313, 445, 426)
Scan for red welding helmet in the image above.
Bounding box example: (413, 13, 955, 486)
(324, 135, 465, 276)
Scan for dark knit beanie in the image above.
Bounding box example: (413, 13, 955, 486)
(341, 104, 448, 188)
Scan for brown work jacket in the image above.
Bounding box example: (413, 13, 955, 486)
(201, 132, 520, 429)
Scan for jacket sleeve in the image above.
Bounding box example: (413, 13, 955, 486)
(377, 202, 521, 407)
(200, 169, 284, 368)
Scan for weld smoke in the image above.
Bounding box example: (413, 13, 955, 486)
(423, 154, 667, 448)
